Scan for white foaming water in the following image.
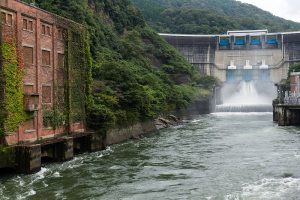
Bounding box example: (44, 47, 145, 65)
(0, 186, 9, 200)
(53, 172, 62, 178)
(225, 81, 270, 105)
(215, 81, 274, 112)
(225, 177, 300, 200)
(16, 189, 36, 200)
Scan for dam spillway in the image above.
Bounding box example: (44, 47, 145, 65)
(215, 81, 275, 112)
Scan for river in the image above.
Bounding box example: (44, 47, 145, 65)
(1, 113, 300, 200)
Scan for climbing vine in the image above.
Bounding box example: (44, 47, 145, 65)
(0, 36, 26, 135)
(66, 26, 92, 127)
(43, 108, 66, 129)
(42, 22, 92, 131)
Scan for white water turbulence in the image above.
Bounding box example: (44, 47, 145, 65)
(215, 81, 276, 112)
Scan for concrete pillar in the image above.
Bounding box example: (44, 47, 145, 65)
(230, 36, 234, 50)
(59, 137, 74, 161)
(286, 109, 292, 126)
(73, 135, 91, 154)
(288, 109, 300, 125)
(15, 144, 41, 174)
(246, 35, 250, 50)
(88, 133, 105, 152)
(273, 105, 279, 122)
(261, 35, 266, 49)
(0, 147, 15, 169)
(278, 106, 287, 126)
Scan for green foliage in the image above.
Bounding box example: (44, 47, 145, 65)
(0, 145, 8, 153)
(22, 0, 216, 130)
(131, 0, 300, 34)
(170, 84, 211, 109)
(195, 76, 218, 89)
(0, 40, 27, 135)
(43, 108, 66, 129)
(68, 29, 88, 124)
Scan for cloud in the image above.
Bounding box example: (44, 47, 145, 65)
(238, 0, 300, 22)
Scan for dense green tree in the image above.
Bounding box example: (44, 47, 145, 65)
(131, 0, 300, 34)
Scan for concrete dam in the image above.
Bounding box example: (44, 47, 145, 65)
(160, 30, 300, 112)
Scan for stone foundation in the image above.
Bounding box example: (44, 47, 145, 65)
(273, 105, 300, 126)
(15, 144, 41, 174)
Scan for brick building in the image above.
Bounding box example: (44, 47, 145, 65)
(0, 0, 87, 145)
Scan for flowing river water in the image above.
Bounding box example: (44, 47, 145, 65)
(1, 113, 300, 199)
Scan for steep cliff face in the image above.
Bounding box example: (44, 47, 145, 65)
(131, 0, 300, 34)
(21, 0, 214, 129)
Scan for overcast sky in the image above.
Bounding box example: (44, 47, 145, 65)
(238, 0, 300, 22)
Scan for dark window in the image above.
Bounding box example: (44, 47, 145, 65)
(7, 14, 12, 25)
(1, 12, 13, 25)
(1, 12, 6, 24)
(23, 19, 33, 31)
(46, 26, 51, 36)
(23, 19, 27, 30)
(23, 46, 34, 65)
(42, 24, 46, 35)
(42, 86, 51, 103)
(42, 50, 50, 66)
(28, 21, 33, 31)
(42, 24, 51, 36)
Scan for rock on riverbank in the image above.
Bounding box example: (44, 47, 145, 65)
(155, 115, 181, 130)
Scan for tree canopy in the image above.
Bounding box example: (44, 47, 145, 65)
(131, 0, 300, 34)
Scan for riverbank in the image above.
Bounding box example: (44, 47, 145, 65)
(0, 98, 212, 174)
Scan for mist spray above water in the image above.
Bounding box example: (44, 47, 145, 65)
(215, 81, 276, 112)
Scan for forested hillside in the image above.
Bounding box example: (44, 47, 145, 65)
(131, 0, 300, 34)
(21, 0, 214, 129)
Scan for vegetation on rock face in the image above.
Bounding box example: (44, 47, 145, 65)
(131, 0, 300, 34)
(21, 0, 215, 129)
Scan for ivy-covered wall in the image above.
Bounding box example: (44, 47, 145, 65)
(64, 28, 92, 129)
(42, 25, 92, 131)
(0, 35, 27, 136)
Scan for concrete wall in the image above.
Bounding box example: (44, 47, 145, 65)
(162, 35, 217, 76)
(105, 120, 157, 146)
(213, 49, 288, 82)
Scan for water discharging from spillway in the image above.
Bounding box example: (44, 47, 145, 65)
(215, 81, 276, 112)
